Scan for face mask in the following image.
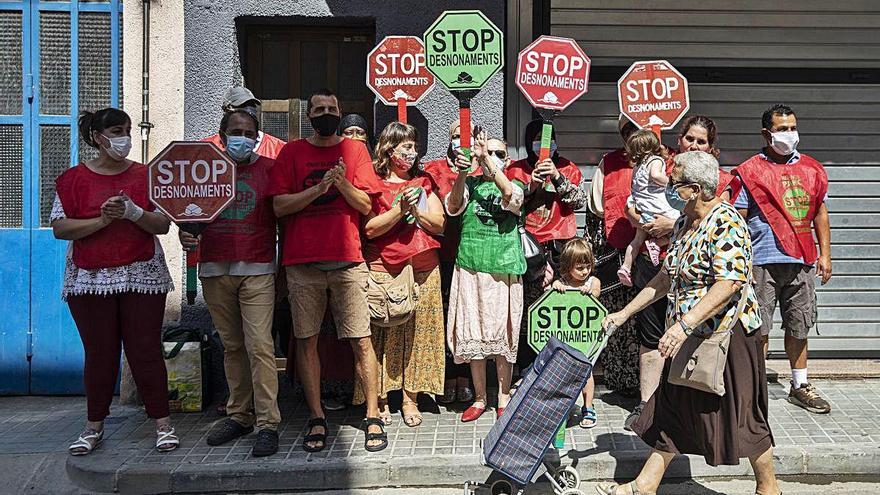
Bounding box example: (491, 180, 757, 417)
(769, 130, 799, 156)
(310, 114, 342, 137)
(447, 138, 461, 162)
(101, 134, 132, 160)
(487, 154, 506, 176)
(392, 150, 417, 171)
(226, 135, 256, 162)
(531, 140, 557, 156)
(665, 183, 694, 211)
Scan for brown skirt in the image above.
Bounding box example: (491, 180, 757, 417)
(632, 325, 774, 466)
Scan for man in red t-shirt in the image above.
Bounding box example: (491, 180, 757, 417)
(268, 89, 387, 453)
(202, 86, 287, 159)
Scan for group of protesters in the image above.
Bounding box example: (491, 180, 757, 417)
(54, 82, 831, 495)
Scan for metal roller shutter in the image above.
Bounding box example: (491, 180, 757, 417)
(547, 1, 880, 354)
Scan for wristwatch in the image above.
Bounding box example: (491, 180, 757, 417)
(678, 317, 694, 336)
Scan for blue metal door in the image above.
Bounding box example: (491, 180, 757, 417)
(0, 0, 121, 394)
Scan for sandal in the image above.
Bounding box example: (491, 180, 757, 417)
(377, 398, 393, 426)
(362, 417, 388, 452)
(580, 406, 597, 429)
(302, 417, 328, 453)
(156, 426, 179, 452)
(69, 428, 103, 456)
(595, 481, 646, 494)
(401, 400, 422, 427)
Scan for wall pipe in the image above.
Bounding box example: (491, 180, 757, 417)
(138, 0, 153, 164)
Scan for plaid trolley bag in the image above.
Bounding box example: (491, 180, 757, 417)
(473, 337, 593, 495)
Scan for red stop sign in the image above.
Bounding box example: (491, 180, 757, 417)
(367, 36, 435, 105)
(148, 141, 236, 223)
(618, 60, 690, 130)
(516, 35, 591, 111)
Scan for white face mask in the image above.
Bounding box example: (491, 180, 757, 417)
(485, 154, 505, 177)
(101, 134, 132, 160)
(769, 131, 799, 156)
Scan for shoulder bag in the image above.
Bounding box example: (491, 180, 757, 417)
(367, 263, 419, 327)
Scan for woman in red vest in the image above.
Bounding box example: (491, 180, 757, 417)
(506, 119, 587, 377)
(180, 109, 281, 457)
(53, 108, 177, 455)
(357, 122, 447, 427)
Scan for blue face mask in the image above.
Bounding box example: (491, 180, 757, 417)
(226, 135, 256, 162)
(665, 183, 692, 211)
(532, 140, 557, 156)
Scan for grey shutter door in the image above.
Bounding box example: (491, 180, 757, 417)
(549, 1, 880, 354)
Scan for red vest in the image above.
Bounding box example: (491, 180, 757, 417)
(364, 175, 441, 265)
(199, 156, 277, 263)
(506, 157, 582, 243)
(601, 149, 637, 250)
(733, 153, 828, 264)
(55, 163, 155, 270)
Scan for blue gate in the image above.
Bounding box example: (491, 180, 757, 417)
(0, 0, 121, 394)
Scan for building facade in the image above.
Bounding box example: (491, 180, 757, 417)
(0, 0, 877, 394)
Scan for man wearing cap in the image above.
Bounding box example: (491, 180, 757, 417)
(202, 87, 287, 160)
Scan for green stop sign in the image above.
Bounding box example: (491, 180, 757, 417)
(528, 290, 609, 360)
(423, 10, 504, 91)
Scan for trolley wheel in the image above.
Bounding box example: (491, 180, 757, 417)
(558, 489, 585, 495)
(490, 479, 515, 495)
(552, 465, 580, 489)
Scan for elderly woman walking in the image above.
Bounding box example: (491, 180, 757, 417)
(598, 151, 779, 495)
(446, 133, 526, 422)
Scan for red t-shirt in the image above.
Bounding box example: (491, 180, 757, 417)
(363, 175, 441, 273)
(55, 163, 156, 269)
(202, 131, 287, 160)
(268, 138, 382, 265)
(505, 157, 583, 243)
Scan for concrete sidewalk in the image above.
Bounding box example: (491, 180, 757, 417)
(2, 378, 876, 494)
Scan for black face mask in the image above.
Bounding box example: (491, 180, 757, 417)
(310, 114, 341, 137)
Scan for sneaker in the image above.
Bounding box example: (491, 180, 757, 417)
(321, 397, 347, 412)
(788, 382, 831, 414)
(251, 429, 279, 457)
(623, 401, 646, 432)
(207, 418, 254, 446)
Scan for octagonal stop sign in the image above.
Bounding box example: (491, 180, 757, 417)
(424, 10, 504, 91)
(528, 290, 609, 361)
(516, 35, 591, 111)
(367, 36, 435, 106)
(618, 60, 690, 130)
(148, 141, 236, 223)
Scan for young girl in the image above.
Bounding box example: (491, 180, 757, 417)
(617, 129, 679, 286)
(551, 238, 601, 428)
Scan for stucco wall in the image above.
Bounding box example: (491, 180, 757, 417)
(123, 0, 186, 323)
(183, 0, 506, 161)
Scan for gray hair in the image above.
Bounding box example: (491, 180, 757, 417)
(673, 151, 719, 201)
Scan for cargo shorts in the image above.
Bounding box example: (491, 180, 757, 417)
(753, 263, 818, 340)
(285, 262, 371, 340)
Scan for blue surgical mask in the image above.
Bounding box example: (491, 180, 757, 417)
(665, 183, 691, 211)
(226, 135, 255, 162)
(532, 140, 557, 156)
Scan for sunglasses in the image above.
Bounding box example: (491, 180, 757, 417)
(487, 149, 508, 159)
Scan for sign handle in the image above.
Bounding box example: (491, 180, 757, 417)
(179, 222, 208, 305)
(459, 100, 472, 161)
(651, 124, 661, 139)
(538, 121, 553, 162)
(397, 97, 407, 124)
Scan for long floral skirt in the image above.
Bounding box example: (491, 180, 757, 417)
(353, 267, 446, 403)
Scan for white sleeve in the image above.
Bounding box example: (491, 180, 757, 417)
(50, 194, 66, 222)
(587, 159, 605, 217)
(444, 186, 469, 217)
(501, 183, 525, 215)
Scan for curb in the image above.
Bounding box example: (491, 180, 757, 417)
(67, 443, 880, 494)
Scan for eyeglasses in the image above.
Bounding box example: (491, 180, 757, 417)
(668, 179, 692, 189)
(487, 149, 508, 159)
